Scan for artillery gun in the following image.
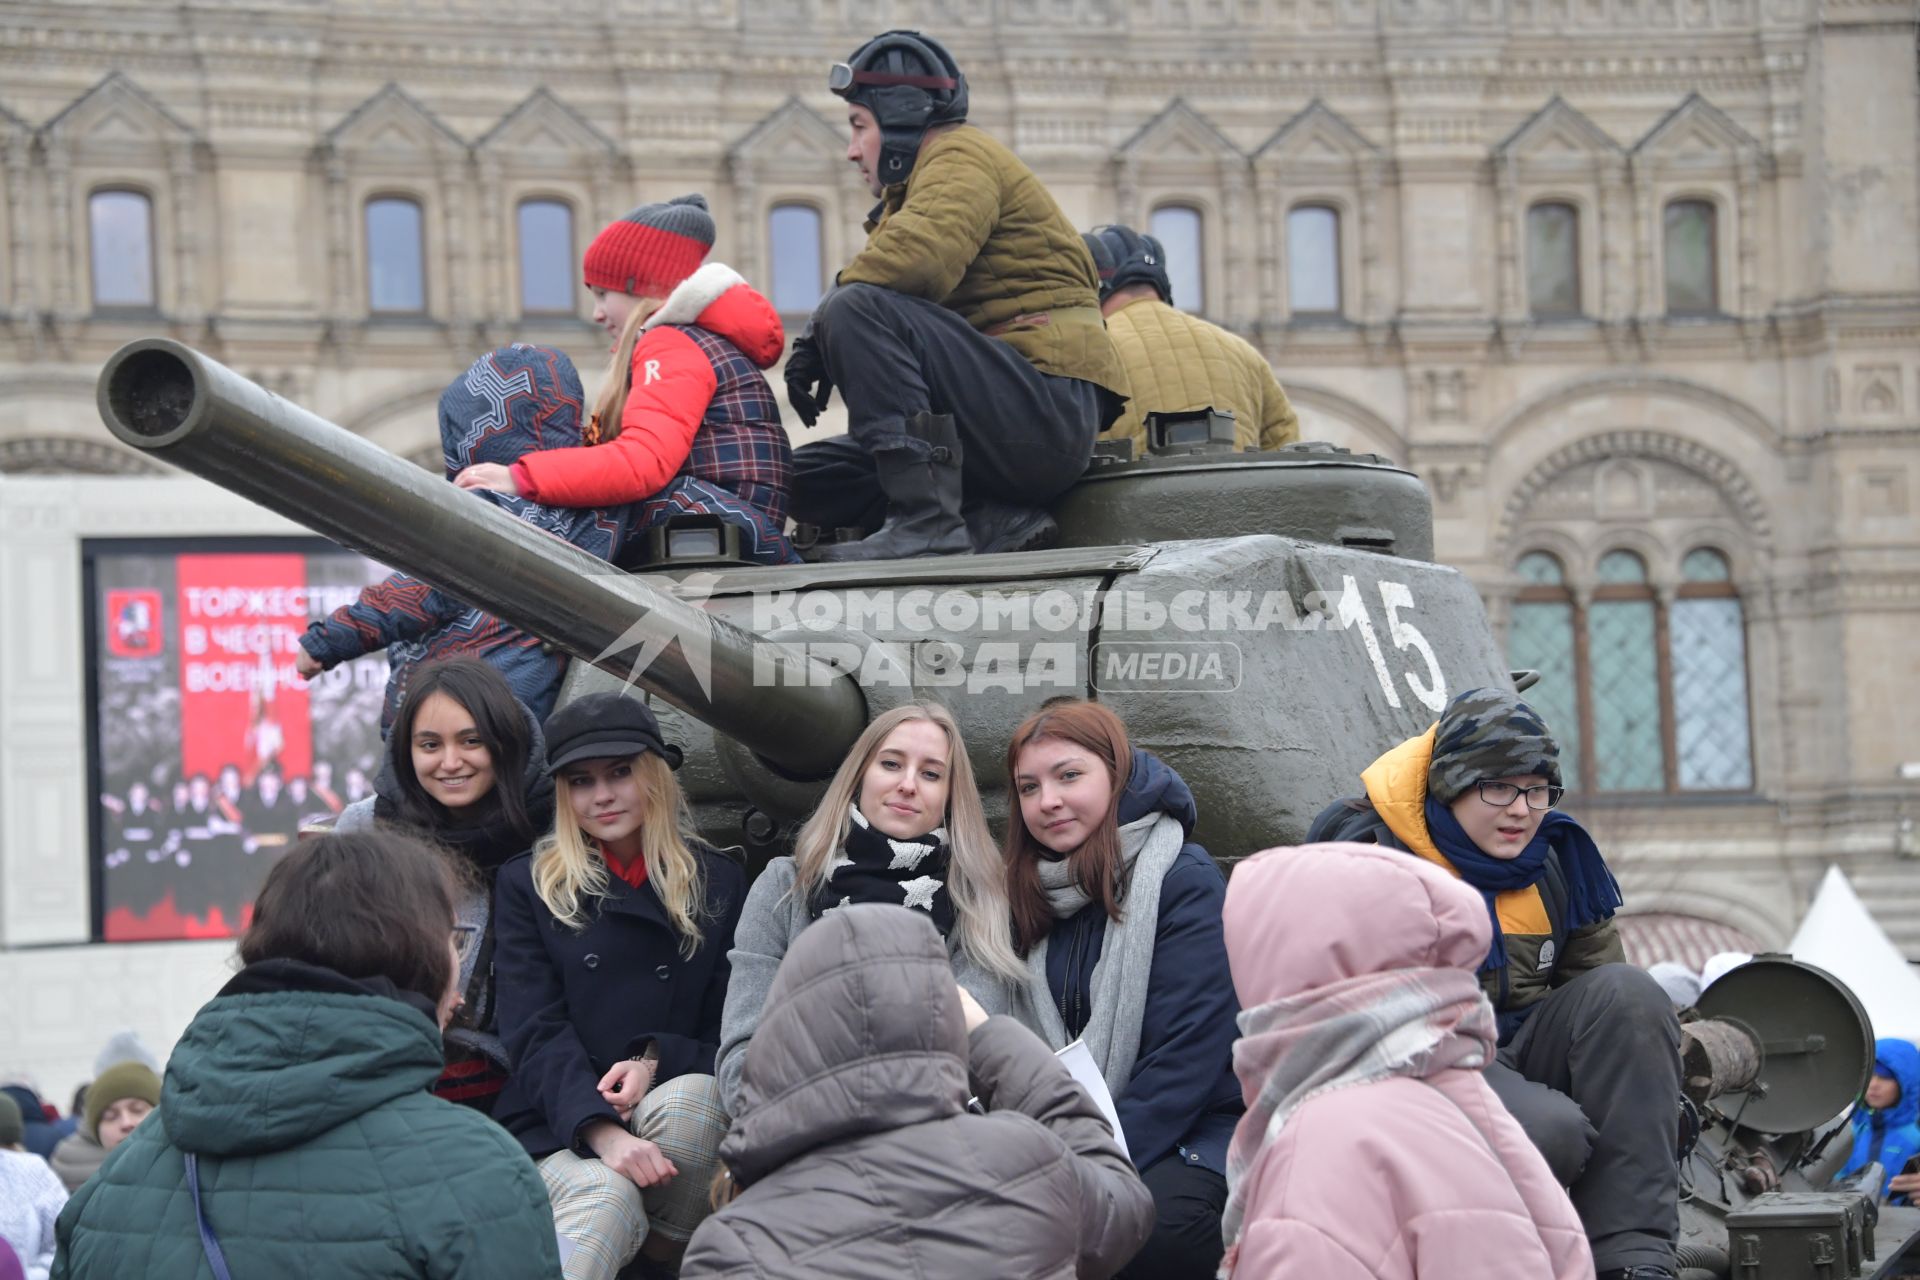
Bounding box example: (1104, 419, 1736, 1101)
(97, 340, 1918, 1278)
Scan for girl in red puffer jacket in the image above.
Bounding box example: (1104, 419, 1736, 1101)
(456, 194, 798, 565)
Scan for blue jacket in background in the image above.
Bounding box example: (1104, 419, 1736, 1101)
(299, 344, 624, 731)
(1842, 1037, 1920, 1201)
(0, 1084, 75, 1160)
(1042, 749, 1243, 1176)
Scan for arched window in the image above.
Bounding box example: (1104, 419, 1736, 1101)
(89, 189, 155, 309)
(1509, 551, 1583, 789)
(1663, 199, 1718, 316)
(1505, 544, 1754, 795)
(1286, 205, 1342, 317)
(365, 196, 426, 314)
(1526, 201, 1580, 318)
(517, 199, 575, 315)
(768, 203, 824, 314)
(1149, 204, 1205, 314)
(1671, 549, 1753, 790)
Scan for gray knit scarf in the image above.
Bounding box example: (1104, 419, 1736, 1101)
(1020, 811, 1188, 1101)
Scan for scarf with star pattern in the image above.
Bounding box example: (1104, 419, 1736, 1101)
(807, 806, 955, 936)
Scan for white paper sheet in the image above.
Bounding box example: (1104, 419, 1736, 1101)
(1057, 1039, 1129, 1161)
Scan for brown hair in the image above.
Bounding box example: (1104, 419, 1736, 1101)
(1003, 698, 1135, 955)
(240, 830, 463, 1004)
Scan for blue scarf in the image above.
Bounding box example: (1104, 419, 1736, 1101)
(1423, 799, 1622, 975)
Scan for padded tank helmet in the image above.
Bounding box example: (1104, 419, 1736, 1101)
(830, 30, 969, 188)
(1082, 224, 1172, 305)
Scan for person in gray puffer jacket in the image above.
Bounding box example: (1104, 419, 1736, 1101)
(682, 903, 1153, 1279)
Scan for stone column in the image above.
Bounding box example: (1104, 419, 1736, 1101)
(476, 158, 507, 324)
(1357, 161, 1385, 325)
(168, 144, 203, 326)
(1495, 159, 1521, 322)
(45, 148, 76, 318)
(1254, 178, 1282, 331)
(1735, 155, 1759, 316)
(1221, 164, 1251, 328)
(729, 156, 759, 285)
(440, 159, 471, 331)
(1630, 157, 1657, 322)
(323, 152, 353, 322)
(3, 135, 32, 318)
(1115, 156, 1141, 229)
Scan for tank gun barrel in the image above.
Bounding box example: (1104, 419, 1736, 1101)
(96, 338, 867, 778)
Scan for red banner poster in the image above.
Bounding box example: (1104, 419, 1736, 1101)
(174, 554, 314, 782)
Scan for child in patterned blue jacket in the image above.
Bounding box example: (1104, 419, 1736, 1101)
(296, 344, 621, 731)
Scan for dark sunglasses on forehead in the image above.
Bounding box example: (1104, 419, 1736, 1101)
(1475, 780, 1565, 811)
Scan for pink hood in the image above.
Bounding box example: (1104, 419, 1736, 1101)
(1219, 844, 1594, 1280)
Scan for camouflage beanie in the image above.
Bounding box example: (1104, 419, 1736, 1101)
(1427, 687, 1562, 804)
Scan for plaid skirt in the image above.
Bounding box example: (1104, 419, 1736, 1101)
(536, 1072, 728, 1280)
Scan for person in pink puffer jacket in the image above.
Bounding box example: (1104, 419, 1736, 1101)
(1218, 842, 1595, 1280)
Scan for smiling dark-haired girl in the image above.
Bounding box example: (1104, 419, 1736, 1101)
(336, 658, 555, 1116)
(492, 693, 744, 1280)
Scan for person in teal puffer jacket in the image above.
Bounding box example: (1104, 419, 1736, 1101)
(53, 831, 561, 1279)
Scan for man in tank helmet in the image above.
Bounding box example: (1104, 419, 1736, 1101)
(1082, 223, 1301, 454)
(784, 30, 1129, 561)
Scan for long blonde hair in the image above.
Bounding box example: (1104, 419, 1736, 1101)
(791, 704, 1024, 983)
(533, 752, 708, 956)
(588, 295, 666, 443)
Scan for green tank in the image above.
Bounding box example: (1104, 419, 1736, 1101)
(95, 340, 1919, 1279)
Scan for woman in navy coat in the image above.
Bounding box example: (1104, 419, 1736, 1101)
(493, 693, 744, 1280)
(1004, 698, 1243, 1280)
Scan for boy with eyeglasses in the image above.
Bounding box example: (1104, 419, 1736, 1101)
(1309, 686, 1683, 1280)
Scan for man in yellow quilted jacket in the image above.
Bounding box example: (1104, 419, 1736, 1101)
(785, 30, 1129, 561)
(1083, 224, 1301, 454)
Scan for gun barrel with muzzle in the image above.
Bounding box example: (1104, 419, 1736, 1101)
(95, 339, 867, 778)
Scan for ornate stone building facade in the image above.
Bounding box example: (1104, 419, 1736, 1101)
(1, 0, 1916, 963)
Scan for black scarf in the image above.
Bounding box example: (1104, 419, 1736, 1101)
(807, 808, 955, 936)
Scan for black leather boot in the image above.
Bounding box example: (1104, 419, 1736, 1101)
(817, 412, 971, 561)
(964, 498, 1060, 555)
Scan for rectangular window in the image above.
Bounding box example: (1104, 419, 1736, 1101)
(1150, 205, 1206, 314)
(1526, 203, 1580, 318)
(1286, 206, 1342, 315)
(769, 204, 824, 313)
(89, 190, 156, 309)
(1663, 200, 1717, 315)
(518, 200, 576, 315)
(366, 198, 426, 313)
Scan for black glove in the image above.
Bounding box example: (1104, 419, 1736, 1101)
(785, 336, 832, 428)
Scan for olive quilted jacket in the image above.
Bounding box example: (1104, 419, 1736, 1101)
(1101, 298, 1301, 452)
(838, 125, 1129, 403)
(53, 959, 561, 1280)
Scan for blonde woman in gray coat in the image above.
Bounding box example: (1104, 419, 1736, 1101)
(715, 702, 1024, 1110)
(682, 903, 1153, 1279)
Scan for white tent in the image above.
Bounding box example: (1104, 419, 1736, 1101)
(1789, 865, 1920, 1044)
